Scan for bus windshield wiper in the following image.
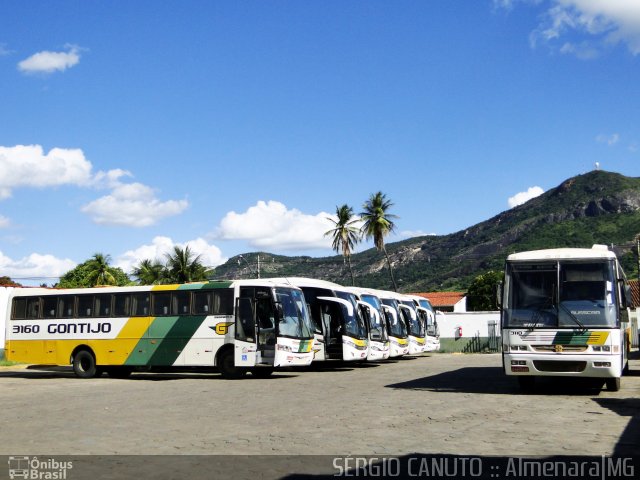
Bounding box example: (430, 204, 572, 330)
(557, 302, 586, 331)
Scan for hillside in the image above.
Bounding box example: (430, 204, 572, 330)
(212, 170, 640, 292)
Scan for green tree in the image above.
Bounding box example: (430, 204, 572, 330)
(360, 191, 399, 291)
(85, 253, 117, 286)
(58, 256, 130, 288)
(132, 259, 167, 285)
(325, 204, 361, 285)
(164, 246, 209, 283)
(0, 276, 21, 287)
(467, 270, 503, 311)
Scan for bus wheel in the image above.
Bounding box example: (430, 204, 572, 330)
(106, 367, 133, 379)
(219, 349, 246, 380)
(517, 376, 535, 392)
(605, 377, 620, 392)
(72, 349, 97, 379)
(251, 368, 274, 379)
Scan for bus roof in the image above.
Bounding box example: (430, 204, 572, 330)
(506, 245, 616, 262)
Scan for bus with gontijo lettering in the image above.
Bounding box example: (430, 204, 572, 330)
(3, 279, 315, 379)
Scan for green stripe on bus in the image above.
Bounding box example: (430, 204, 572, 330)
(124, 316, 181, 366)
(147, 315, 207, 365)
(552, 332, 592, 345)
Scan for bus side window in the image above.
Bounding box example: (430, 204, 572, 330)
(12, 298, 27, 320)
(214, 290, 234, 315)
(172, 291, 191, 316)
(43, 297, 57, 319)
(57, 296, 76, 318)
(77, 295, 93, 318)
(193, 291, 211, 315)
(26, 297, 40, 319)
(132, 293, 150, 316)
(152, 292, 171, 316)
(114, 294, 131, 317)
(95, 294, 112, 317)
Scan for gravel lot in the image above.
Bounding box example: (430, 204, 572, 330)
(0, 352, 638, 478)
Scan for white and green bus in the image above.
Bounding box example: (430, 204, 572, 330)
(345, 286, 391, 361)
(367, 288, 410, 357)
(4, 279, 315, 379)
(408, 295, 440, 352)
(501, 245, 632, 391)
(274, 278, 370, 362)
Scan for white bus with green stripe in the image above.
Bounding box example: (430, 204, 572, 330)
(272, 278, 370, 362)
(501, 245, 632, 391)
(4, 279, 315, 379)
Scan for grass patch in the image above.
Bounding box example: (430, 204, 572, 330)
(0, 359, 22, 367)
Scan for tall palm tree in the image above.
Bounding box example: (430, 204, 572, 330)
(325, 204, 361, 285)
(132, 259, 167, 285)
(165, 246, 208, 283)
(360, 191, 399, 291)
(85, 253, 117, 286)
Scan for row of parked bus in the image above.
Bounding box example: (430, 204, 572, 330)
(2, 277, 440, 379)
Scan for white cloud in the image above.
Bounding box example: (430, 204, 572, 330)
(0, 215, 10, 228)
(0, 250, 76, 280)
(81, 183, 189, 227)
(18, 44, 81, 74)
(216, 200, 335, 250)
(0, 145, 94, 199)
(398, 230, 435, 239)
(115, 236, 226, 274)
(502, 0, 640, 56)
(596, 133, 620, 145)
(1, 144, 187, 227)
(508, 186, 545, 208)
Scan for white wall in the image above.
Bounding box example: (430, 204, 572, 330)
(436, 311, 500, 339)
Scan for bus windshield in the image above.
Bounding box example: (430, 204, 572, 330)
(275, 288, 314, 339)
(361, 294, 389, 341)
(401, 301, 425, 337)
(503, 260, 618, 329)
(335, 291, 367, 340)
(382, 298, 408, 338)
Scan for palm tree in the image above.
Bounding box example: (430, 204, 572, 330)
(85, 253, 117, 286)
(132, 259, 167, 285)
(325, 204, 361, 285)
(165, 246, 208, 283)
(360, 191, 399, 291)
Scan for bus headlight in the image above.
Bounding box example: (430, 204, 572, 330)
(594, 362, 611, 367)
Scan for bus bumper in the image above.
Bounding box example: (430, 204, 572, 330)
(504, 353, 622, 378)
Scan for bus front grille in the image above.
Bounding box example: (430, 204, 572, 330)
(533, 345, 588, 353)
(533, 360, 587, 373)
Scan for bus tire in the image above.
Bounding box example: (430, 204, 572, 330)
(251, 367, 274, 378)
(605, 377, 620, 392)
(218, 348, 246, 380)
(72, 349, 97, 379)
(106, 367, 133, 379)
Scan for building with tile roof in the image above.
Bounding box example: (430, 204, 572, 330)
(411, 292, 467, 313)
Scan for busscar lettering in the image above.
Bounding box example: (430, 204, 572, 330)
(47, 323, 112, 334)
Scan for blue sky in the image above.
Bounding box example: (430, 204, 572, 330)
(1, 0, 639, 284)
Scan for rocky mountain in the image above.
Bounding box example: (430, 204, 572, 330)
(212, 170, 640, 292)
